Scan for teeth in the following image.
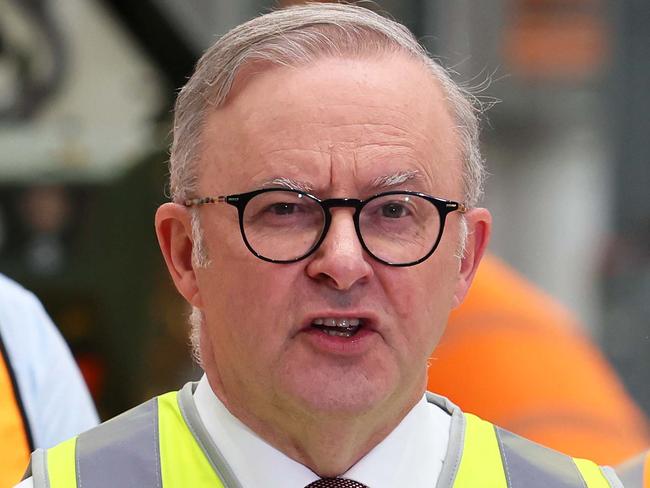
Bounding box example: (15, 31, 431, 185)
(312, 317, 361, 328)
(323, 329, 354, 337)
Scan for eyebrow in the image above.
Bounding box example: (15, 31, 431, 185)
(260, 177, 314, 193)
(370, 170, 424, 190)
(258, 170, 424, 195)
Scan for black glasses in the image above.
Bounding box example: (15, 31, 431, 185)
(184, 188, 466, 267)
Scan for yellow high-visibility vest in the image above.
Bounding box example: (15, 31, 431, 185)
(27, 383, 619, 488)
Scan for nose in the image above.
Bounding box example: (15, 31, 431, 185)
(305, 209, 374, 290)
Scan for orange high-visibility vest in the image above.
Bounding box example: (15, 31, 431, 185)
(428, 254, 650, 465)
(0, 335, 32, 487)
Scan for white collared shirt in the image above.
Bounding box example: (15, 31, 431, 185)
(194, 375, 451, 488)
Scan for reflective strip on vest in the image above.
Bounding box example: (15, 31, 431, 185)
(81, 397, 161, 487)
(495, 426, 593, 488)
(616, 451, 650, 488)
(45, 398, 161, 487)
(452, 415, 612, 488)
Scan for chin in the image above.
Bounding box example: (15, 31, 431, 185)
(286, 372, 399, 416)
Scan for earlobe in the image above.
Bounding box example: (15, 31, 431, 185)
(452, 207, 492, 308)
(155, 203, 203, 308)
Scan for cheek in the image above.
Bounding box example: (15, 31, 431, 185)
(200, 255, 303, 338)
(199, 267, 287, 373)
(200, 217, 304, 326)
(380, 264, 457, 347)
(383, 260, 457, 315)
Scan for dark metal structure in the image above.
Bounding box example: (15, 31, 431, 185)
(603, 0, 650, 413)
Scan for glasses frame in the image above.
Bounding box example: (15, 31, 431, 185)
(184, 188, 466, 267)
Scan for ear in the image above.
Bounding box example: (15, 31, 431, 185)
(452, 207, 491, 308)
(155, 203, 203, 308)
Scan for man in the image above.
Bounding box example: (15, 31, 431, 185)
(19, 4, 623, 487)
(0, 273, 98, 487)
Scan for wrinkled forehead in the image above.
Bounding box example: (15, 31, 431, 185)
(197, 54, 464, 197)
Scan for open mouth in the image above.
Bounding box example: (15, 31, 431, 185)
(311, 317, 363, 338)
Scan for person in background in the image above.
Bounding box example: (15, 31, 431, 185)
(429, 252, 650, 465)
(19, 4, 623, 487)
(0, 273, 98, 487)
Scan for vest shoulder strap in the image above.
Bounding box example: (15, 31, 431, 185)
(39, 397, 161, 488)
(452, 413, 615, 488)
(452, 413, 508, 487)
(39, 391, 225, 488)
(158, 390, 227, 487)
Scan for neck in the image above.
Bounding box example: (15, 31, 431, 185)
(208, 374, 423, 477)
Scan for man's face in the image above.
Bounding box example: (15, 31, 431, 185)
(186, 54, 481, 420)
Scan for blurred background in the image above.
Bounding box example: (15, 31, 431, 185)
(0, 0, 647, 420)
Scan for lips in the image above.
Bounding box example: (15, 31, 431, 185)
(299, 312, 379, 355)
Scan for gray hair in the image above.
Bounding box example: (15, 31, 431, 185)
(172, 4, 484, 363)
(169, 3, 485, 208)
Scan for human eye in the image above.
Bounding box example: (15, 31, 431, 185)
(267, 202, 299, 215)
(245, 191, 320, 228)
(367, 197, 416, 221)
(362, 194, 424, 231)
(257, 200, 311, 223)
(380, 201, 410, 219)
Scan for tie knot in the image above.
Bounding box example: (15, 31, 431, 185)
(305, 478, 368, 488)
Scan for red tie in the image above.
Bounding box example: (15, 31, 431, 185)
(305, 478, 368, 487)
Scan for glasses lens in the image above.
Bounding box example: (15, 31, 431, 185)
(359, 193, 441, 264)
(242, 191, 325, 261)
